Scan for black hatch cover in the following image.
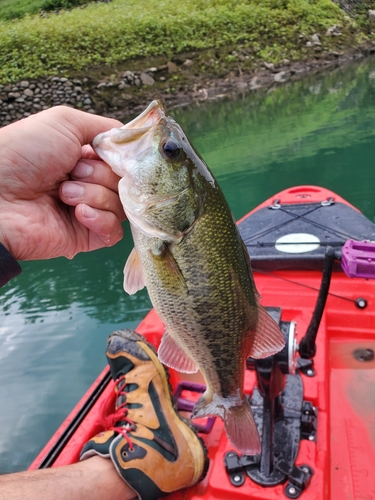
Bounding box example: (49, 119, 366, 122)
(238, 201, 375, 271)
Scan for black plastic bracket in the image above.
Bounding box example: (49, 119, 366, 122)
(224, 451, 246, 487)
(284, 464, 314, 498)
(224, 451, 314, 497)
(296, 358, 315, 377)
(300, 402, 318, 442)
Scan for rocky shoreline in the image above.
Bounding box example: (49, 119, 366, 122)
(1, 41, 375, 127)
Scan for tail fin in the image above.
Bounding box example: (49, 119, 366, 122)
(224, 398, 261, 455)
(192, 392, 261, 455)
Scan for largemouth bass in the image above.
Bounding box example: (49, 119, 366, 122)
(92, 100, 285, 454)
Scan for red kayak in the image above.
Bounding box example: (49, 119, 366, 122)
(29, 185, 375, 499)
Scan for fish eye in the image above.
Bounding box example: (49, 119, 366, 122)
(161, 138, 182, 161)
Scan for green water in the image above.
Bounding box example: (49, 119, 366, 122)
(2, 56, 375, 473)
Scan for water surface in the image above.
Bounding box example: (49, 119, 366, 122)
(2, 55, 375, 473)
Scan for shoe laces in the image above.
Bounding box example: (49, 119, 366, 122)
(100, 374, 135, 451)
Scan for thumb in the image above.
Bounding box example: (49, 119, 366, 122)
(44, 106, 123, 146)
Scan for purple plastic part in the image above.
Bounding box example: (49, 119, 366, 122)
(341, 239, 375, 279)
(174, 381, 216, 434)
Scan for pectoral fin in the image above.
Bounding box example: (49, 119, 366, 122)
(158, 330, 198, 373)
(123, 247, 145, 295)
(151, 243, 187, 294)
(249, 304, 285, 358)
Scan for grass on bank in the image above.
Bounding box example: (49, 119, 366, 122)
(0, 0, 356, 84)
(0, 0, 93, 21)
(0, 0, 47, 21)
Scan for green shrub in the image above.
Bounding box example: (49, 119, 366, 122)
(0, 0, 353, 83)
(0, 0, 100, 21)
(40, 0, 93, 12)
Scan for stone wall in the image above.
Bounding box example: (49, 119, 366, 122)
(0, 64, 191, 127)
(0, 77, 95, 127)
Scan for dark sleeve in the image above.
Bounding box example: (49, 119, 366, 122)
(0, 242, 22, 287)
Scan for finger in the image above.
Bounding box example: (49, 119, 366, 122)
(49, 106, 123, 146)
(70, 159, 120, 193)
(76, 204, 124, 248)
(60, 181, 126, 221)
(81, 144, 101, 160)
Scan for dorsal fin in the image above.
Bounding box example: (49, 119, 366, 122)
(249, 304, 285, 358)
(236, 239, 284, 358)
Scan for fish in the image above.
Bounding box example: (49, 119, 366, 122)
(92, 100, 285, 455)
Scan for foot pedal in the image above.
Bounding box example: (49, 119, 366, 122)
(341, 239, 375, 279)
(174, 381, 215, 433)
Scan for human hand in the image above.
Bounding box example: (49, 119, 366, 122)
(0, 106, 125, 261)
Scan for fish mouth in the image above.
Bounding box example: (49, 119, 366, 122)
(91, 100, 166, 176)
(121, 100, 165, 132)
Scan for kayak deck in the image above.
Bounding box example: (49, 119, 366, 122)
(29, 186, 375, 499)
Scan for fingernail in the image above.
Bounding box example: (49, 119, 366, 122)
(81, 204, 97, 219)
(71, 161, 94, 179)
(62, 182, 84, 199)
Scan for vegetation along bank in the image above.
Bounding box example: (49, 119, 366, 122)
(1, 0, 375, 126)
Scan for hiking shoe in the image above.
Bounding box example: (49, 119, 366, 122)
(80, 329, 208, 500)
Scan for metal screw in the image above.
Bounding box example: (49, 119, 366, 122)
(302, 467, 309, 474)
(288, 487, 297, 495)
(306, 369, 314, 376)
(355, 297, 367, 309)
(353, 348, 374, 362)
(308, 435, 315, 441)
(233, 475, 241, 483)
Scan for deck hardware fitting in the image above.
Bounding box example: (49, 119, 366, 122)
(355, 297, 367, 309)
(353, 348, 374, 362)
